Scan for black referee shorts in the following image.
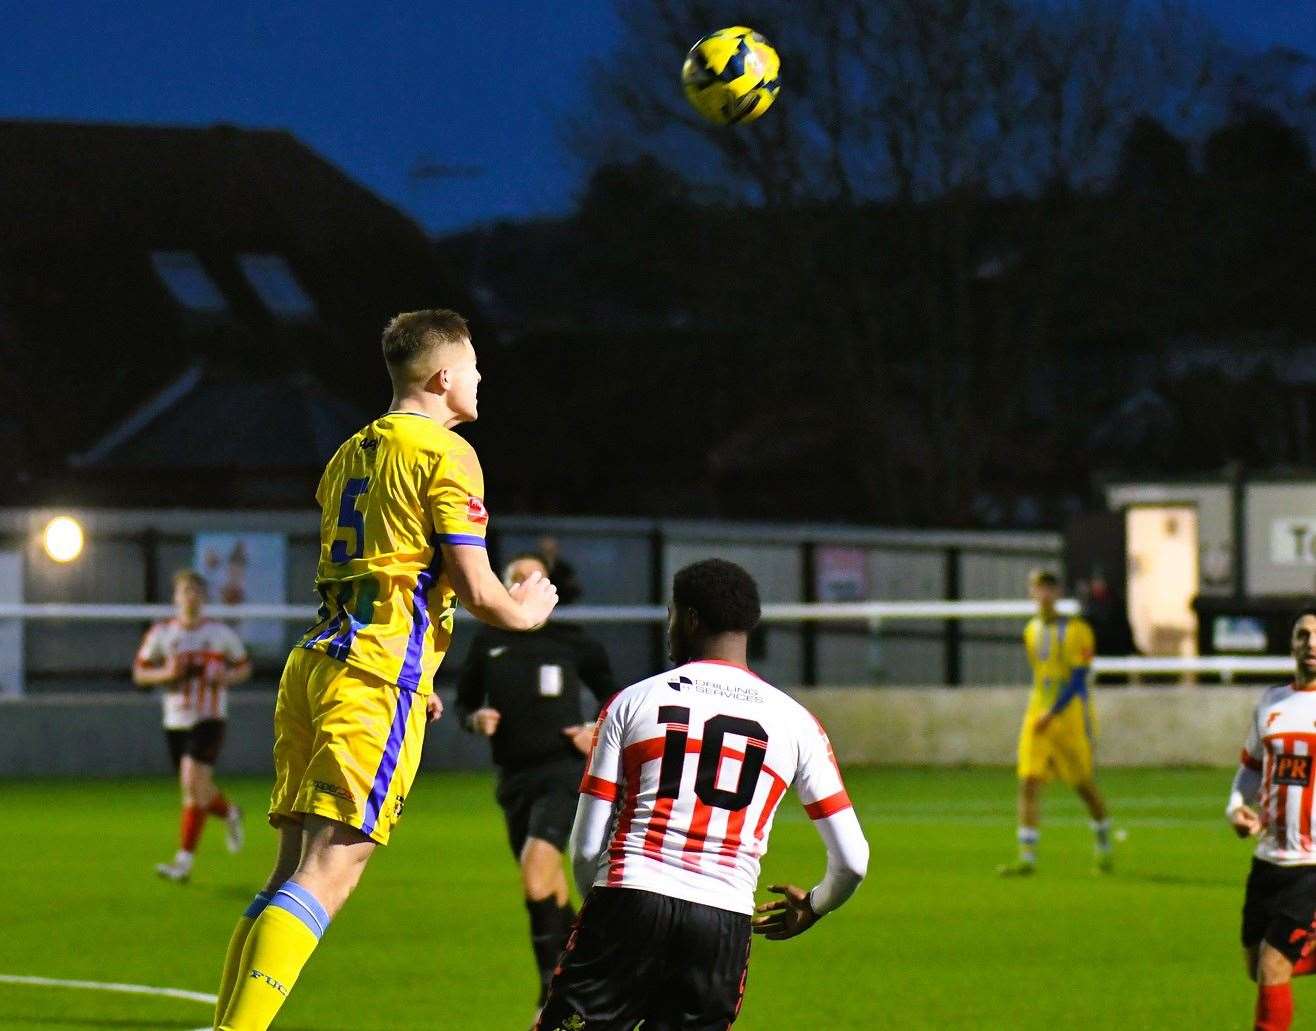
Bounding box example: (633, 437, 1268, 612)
(1241, 857, 1316, 962)
(164, 719, 226, 769)
(496, 757, 583, 857)
(537, 886, 752, 1031)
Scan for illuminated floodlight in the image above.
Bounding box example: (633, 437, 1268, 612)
(42, 516, 84, 563)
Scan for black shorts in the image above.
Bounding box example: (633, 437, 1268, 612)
(537, 887, 752, 1031)
(164, 719, 226, 769)
(496, 757, 583, 857)
(1241, 857, 1316, 961)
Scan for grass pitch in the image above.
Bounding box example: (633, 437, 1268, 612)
(0, 767, 1269, 1029)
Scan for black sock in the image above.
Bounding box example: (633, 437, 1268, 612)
(555, 901, 577, 947)
(526, 898, 574, 1005)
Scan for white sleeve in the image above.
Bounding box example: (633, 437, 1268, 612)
(579, 693, 626, 804)
(134, 624, 165, 666)
(569, 693, 627, 896)
(1228, 702, 1265, 816)
(795, 715, 851, 821)
(795, 713, 867, 915)
(1240, 703, 1264, 771)
(1227, 765, 1263, 817)
(809, 808, 870, 916)
(569, 793, 615, 899)
(221, 625, 248, 664)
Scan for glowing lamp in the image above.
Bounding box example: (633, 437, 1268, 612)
(42, 516, 84, 563)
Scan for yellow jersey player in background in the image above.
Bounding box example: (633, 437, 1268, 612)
(213, 309, 558, 1031)
(998, 569, 1113, 877)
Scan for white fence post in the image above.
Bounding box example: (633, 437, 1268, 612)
(0, 550, 24, 697)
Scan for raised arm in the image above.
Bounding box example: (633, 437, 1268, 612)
(441, 544, 557, 631)
(428, 440, 556, 631)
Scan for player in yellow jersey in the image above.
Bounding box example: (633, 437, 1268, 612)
(998, 569, 1113, 877)
(212, 309, 558, 1031)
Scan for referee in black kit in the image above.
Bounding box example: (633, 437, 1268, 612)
(455, 551, 617, 1009)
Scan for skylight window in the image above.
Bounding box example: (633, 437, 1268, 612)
(150, 251, 228, 313)
(239, 253, 316, 320)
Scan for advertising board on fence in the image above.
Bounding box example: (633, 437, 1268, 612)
(194, 532, 287, 658)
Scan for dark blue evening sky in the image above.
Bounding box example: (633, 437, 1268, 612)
(0, 2, 1311, 235)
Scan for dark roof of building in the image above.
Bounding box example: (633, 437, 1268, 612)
(71, 362, 367, 471)
(0, 119, 475, 502)
(0, 119, 421, 250)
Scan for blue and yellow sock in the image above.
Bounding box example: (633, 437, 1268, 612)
(216, 882, 331, 1031)
(1017, 826, 1039, 865)
(1092, 819, 1112, 853)
(214, 891, 276, 1026)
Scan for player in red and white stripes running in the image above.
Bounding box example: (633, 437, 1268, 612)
(537, 558, 869, 1031)
(134, 569, 251, 883)
(1228, 605, 1316, 1031)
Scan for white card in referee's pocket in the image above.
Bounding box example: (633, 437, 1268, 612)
(538, 664, 563, 697)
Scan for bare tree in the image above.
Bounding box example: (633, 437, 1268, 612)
(569, 0, 1222, 522)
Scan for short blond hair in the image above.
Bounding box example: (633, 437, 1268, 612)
(173, 569, 207, 592)
(381, 309, 469, 379)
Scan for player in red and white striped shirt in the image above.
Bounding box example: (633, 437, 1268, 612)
(134, 569, 251, 883)
(537, 559, 868, 1030)
(1228, 606, 1316, 1031)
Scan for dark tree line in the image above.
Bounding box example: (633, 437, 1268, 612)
(527, 0, 1316, 525)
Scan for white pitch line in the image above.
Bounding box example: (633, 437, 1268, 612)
(0, 973, 217, 1005)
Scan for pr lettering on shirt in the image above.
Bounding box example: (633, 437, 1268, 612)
(1275, 754, 1313, 787)
(538, 664, 563, 698)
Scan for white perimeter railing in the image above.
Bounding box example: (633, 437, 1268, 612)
(0, 599, 1291, 685)
(0, 598, 1076, 624)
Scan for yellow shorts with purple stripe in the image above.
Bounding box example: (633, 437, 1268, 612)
(1016, 701, 1094, 786)
(269, 648, 428, 845)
